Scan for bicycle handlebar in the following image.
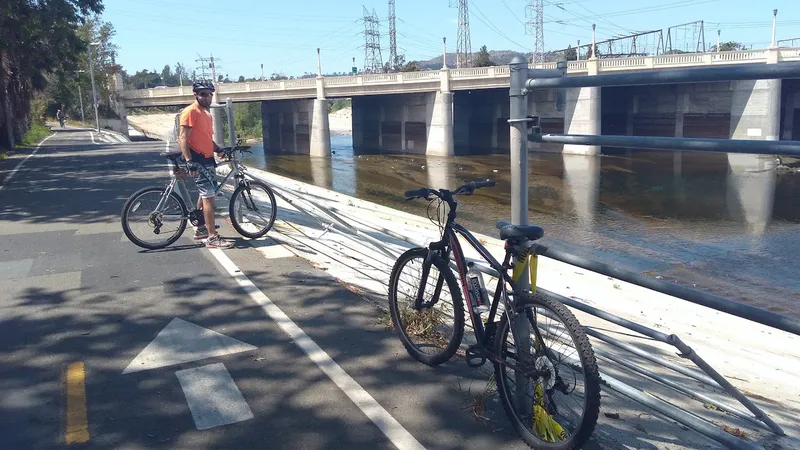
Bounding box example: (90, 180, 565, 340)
(216, 145, 253, 157)
(404, 179, 496, 201)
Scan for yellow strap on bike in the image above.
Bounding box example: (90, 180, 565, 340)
(512, 250, 528, 283)
(532, 383, 566, 442)
(512, 252, 538, 294)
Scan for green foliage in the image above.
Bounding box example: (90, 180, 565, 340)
(328, 98, 351, 114)
(474, 45, 495, 67)
(20, 122, 51, 146)
(710, 41, 746, 52)
(0, 0, 105, 149)
(221, 103, 262, 142)
(563, 45, 577, 61)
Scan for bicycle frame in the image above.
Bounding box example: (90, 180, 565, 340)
(418, 206, 540, 370)
(154, 151, 248, 217)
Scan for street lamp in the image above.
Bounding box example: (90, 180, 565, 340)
(75, 70, 86, 127)
(88, 41, 101, 132)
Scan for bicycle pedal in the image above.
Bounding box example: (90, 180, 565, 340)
(465, 344, 487, 368)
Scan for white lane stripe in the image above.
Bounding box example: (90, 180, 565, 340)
(89, 132, 98, 145)
(207, 248, 427, 450)
(175, 362, 254, 430)
(0, 133, 56, 192)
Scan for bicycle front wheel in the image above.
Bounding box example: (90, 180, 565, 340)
(121, 186, 188, 250)
(228, 180, 277, 239)
(388, 247, 465, 366)
(493, 292, 600, 450)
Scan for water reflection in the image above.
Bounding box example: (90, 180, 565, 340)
(243, 137, 800, 314)
(726, 153, 776, 239)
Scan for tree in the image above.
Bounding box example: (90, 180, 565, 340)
(710, 41, 745, 52)
(563, 45, 577, 61)
(161, 65, 172, 85)
(399, 61, 421, 72)
(474, 45, 495, 67)
(237, 75, 245, 82)
(1, 0, 105, 149)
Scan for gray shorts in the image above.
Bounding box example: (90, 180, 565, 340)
(194, 163, 218, 199)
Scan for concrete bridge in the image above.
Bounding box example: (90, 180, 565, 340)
(118, 47, 800, 156)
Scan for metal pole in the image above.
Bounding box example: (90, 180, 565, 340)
(76, 75, 86, 127)
(717, 29, 720, 52)
(526, 61, 800, 89)
(317, 48, 322, 77)
(509, 56, 528, 226)
(531, 133, 800, 156)
(771, 9, 778, 48)
(442, 37, 448, 69)
(226, 98, 235, 148)
(577, 40, 580, 60)
(88, 44, 100, 132)
(591, 24, 597, 58)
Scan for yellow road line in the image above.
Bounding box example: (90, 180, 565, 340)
(65, 362, 90, 444)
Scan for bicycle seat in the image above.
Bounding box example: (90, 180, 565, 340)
(496, 220, 544, 242)
(160, 149, 182, 158)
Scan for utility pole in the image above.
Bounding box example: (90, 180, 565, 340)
(717, 29, 721, 52)
(75, 70, 86, 127)
(388, 0, 397, 70)
(261, 63, 264, 81)
(526, 0, 545, 63)
(455, 0, 472, 68)
(442, 37, 447, 69)
(88, 42, 100, 132)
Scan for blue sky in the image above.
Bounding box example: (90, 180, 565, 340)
(101, 0, 800, 79)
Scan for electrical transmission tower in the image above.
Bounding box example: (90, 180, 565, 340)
(362, 6, 384, 73)
(453, 0, 472, 68)
(525, 0, 544, 63)
(388, 0, 397, 70)
(195, 53, 223, 82)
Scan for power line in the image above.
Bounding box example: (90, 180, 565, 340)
(470, 0, 526, 50)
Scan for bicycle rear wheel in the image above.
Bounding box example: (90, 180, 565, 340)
(121, 186, 188, 250)
(388, 248, 465, 366)
(228, 180, 277, 239)
(493, 292, 600, 449)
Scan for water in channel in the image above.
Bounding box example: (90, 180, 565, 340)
(243, 135, 800, 318)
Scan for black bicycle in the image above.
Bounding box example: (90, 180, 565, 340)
(388, 180, 600, 449)
(121, 143, 277, 250)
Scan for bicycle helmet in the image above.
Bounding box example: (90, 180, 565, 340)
(192, 80, 215, 93)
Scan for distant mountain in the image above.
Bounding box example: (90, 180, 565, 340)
(414, 49, 570, 70)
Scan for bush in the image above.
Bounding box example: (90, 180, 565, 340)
(21, 122, 52, 147)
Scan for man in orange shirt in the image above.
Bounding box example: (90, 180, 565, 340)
(178, 80, 234, 249)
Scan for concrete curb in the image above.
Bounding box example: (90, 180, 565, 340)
(99, 129, 131, 143)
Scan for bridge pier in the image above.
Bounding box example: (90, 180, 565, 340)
(260, 97, 331, 156)
(730, 79, 782, 141)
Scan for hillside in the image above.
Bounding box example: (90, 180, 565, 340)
(415, 49, 569, 70)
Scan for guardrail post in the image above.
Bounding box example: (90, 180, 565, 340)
(509, 56, 529, 227)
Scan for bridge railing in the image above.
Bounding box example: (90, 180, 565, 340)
(122, 47, 800, 102)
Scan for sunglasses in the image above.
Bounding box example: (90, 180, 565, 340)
(196, 92, 213, 97)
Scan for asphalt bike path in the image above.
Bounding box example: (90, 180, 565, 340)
(0, 128, 537, 449)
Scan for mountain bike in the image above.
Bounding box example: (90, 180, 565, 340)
(388, 180, 600, 449)
(121, 143, 277, 250)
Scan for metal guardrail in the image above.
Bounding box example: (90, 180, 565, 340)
(240, 171, 788, 449)
(506, 54, 800, 447)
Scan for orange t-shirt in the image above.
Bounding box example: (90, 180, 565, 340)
(179, 102, 214, 158)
